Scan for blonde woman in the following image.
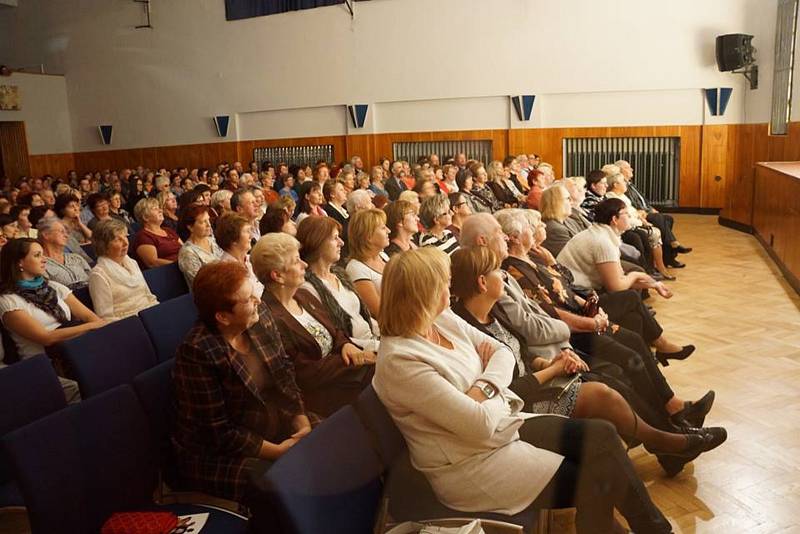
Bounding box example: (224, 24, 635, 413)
(486, 160, 522, 206)
(539, 184, 576, 257)
(373, 247, 672, 534)
(131, 198, 182, 269)
(344, 209, 390, 317)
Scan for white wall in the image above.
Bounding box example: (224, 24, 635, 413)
(0, 0, 782, 152)
(0, 72, 73, 154)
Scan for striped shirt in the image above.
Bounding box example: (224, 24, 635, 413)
(416, 229, 460, 255)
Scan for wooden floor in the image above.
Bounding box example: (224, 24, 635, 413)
(553, 214, 800, 533)
(2, 215, 799, 534)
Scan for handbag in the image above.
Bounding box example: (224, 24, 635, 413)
(100, 512, 179, 534)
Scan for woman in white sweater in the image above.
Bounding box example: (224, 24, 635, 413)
(88, 219, 158, 320)
(373, 247, 672, 534)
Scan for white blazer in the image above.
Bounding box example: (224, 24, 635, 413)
(373, 309, 563, 515)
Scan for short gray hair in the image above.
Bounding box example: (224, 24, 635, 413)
(250, 232, 301, 285)
(494, 209, 528, 237)
(419, 194, 450, 229)
(155, 175, 170, 189)
(606, 172, 626, 190)
(346, 189, 372, 214)
(134, 197, 160, 224)
(36, 216, 64, 236)
(459, 213, 496, 248)
(92, 218, 129, 257)
(210, 189, 233, 211)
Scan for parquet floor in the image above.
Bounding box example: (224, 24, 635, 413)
(553, 214, 800, 533)
(2, 215, 798, 534)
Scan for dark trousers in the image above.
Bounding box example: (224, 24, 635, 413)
(647, 213, 677, 264)
(519, 416, 672, 534)
(571, 328, 675, 431)
(621, 229, 653, 271)
(599, 289, 663, 344)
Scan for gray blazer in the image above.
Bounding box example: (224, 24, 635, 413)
(497, 275, 572, 359)
(542, 219, 574, 257)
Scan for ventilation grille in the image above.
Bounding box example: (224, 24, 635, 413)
(253, 145, 334, 168)
(392, 140, 493, 165)
(563, 137, 681, 207)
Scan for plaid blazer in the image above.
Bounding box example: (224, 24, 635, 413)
(171, 301, 308, 502)
(263, 288, 373, 417)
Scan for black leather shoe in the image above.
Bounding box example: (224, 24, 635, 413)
(673, 245, 692, 254)
(655, 344, 695, 366)
(670, 391, 715, 429)
(650, 271, 665, 281)
(667, 260, 686, 268)
(656, 427, 727, 477)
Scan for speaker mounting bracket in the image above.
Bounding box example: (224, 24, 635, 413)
(733, 64, 758, 90)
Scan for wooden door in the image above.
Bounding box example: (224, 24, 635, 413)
(0, 121, 31, 183)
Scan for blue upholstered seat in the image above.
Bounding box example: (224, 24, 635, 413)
(0, 355, 67, 508)
(139, 293, 197, 362)
(142, 262, 189, 302)
(61, 316, 157, 398)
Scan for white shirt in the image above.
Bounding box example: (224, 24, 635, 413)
(302, 277, 380, 352)
(556, 223, 621, 290)
(89, 256, 158, 320)
(0, 281, 72, 359)
(345, 259, 383, 294)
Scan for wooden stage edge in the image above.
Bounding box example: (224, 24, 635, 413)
(720, 161, 800, 298)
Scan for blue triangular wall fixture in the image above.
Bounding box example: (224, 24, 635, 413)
(213, 115, 230, 137)
(718, 88, 733, 116)
(511, 95, 536, 121)
(348, 104, 369, 128)
(98, 125, 113, 145)
(704, 88, 733, 116)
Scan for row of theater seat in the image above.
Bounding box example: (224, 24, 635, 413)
(1, 260, 554, 533)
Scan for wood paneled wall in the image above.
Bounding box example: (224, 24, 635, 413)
(29, 122, 800, 211)
(720, 122, 800, 226)
(29, 152, 75, 180)
(751, 163, 800, 291)
(0, 122, 31, 182)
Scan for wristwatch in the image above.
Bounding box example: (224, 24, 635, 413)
(474, 380, 498, 399)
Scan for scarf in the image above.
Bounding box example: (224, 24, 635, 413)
(304, 267, 374, 338)
(14, 276, 68, 324)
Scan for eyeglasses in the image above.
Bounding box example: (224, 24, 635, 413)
(452, 201, 467, 208)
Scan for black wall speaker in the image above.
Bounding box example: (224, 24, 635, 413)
(716, 34, 755, 71)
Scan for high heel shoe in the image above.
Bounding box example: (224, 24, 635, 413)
(655, 427, 728, 477)
(670, 390, 715, 429)
(655, 344, 695, 366)
(658, 271, 676, 281)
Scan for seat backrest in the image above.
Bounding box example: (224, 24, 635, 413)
(61, 316, 158, 398)
(354, 385, 407, 468)
(142, 262, 189, 302)
(131, 359, 179, 487)
(71, 285, 93, 311)
(0, 355, 67, 483)
(2, 385, 157, 534)
(81, 243, 97, 262)
(259, 406, 384, 534)
(139, 293, 198, 362)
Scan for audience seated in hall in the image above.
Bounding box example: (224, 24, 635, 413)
(253, 233, 374, 418)
(449, 246, 724, 473)
(172, 261, 314, 503)
(374, 247, 673, 533)
(1, 149, 719, 529)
